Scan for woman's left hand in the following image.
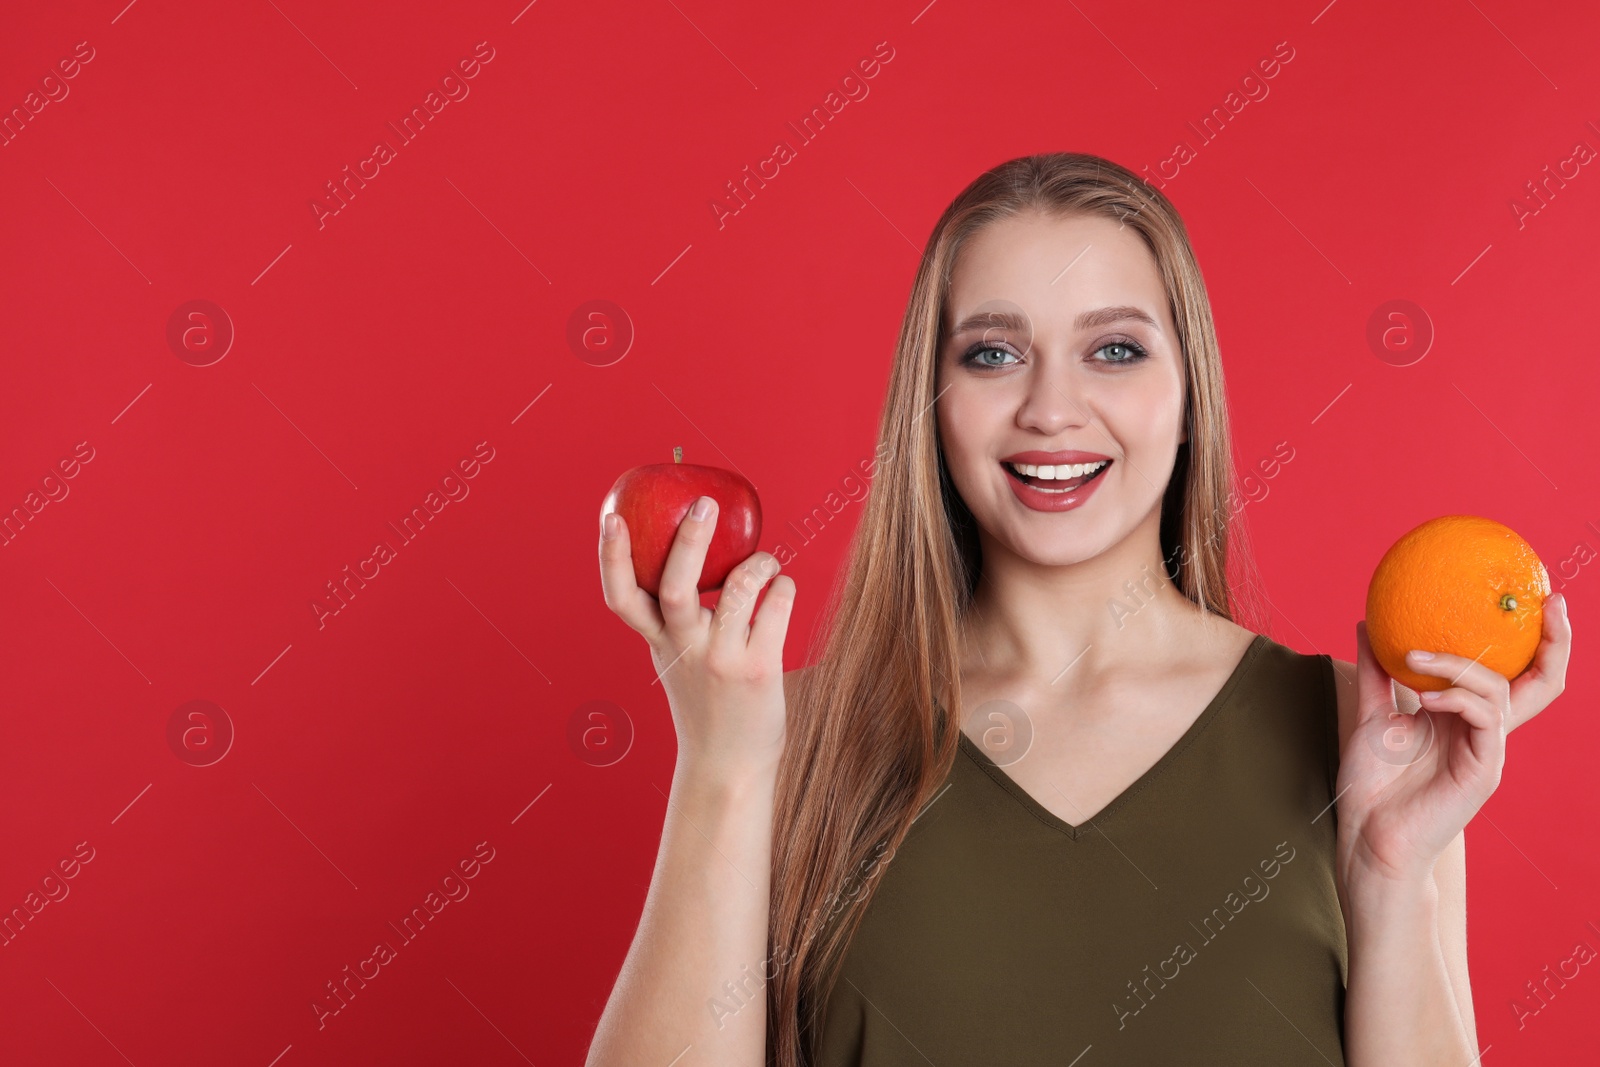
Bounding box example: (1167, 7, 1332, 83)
(1336, 593, 1572, 885)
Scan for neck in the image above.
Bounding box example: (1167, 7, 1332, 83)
(959, 516, 1210, 684)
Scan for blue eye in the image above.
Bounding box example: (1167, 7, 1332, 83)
(1096, 340, 1149, 364)
(960, 344, 1019, 368)
(959, 338, 1150, 368)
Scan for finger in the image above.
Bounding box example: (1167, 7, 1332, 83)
(1507, 592, 1571, 732)
(1418, 687, 1503, 733)
(1418, 687, 1508, 771)
(1354, 622, 1400, 727)
(598, 512, 665, 642)
(708, 552, 783, 651)
(747, 574, 797, 663)
(658, 495, 718, 638)
(1403, 647, 1511, 711)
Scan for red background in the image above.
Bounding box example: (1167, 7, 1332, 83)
(2, 0, 1596, 1063)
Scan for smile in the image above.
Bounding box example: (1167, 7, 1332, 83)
(1003, 459, 1110, 493)
(999, 457, 1113, 512)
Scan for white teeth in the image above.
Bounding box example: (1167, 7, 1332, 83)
(1006, 460, 1109, 481)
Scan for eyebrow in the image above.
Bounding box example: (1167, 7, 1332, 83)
(947, 304, 1161, 338)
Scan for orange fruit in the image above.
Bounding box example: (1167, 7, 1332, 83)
(1366, 515, 1549, 692)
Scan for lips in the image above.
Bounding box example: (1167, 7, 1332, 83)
(999, 454, 1113, 513)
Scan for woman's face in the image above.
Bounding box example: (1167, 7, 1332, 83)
(934, 210, 1187, 568)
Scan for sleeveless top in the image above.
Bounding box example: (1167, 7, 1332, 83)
(810, 632, 1348, 1066)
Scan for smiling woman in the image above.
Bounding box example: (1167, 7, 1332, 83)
(753, 155, 1353, 1067)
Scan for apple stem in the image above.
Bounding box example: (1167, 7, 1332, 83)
(673, 446, 682, 464)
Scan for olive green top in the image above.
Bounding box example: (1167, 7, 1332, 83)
(811, 633, 1348, 1066)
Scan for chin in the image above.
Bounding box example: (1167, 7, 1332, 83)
(996, 520, 1115, 567)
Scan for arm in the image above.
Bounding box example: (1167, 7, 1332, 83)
(584, 752, 779, 1067)
(589, 500, 797, 1067)
(1330, 597, 1569, 1063)
(1332, 660, 1477, 1053)
(1332, 658, 1478, 1064)
(1341, 868, 1475, 1065)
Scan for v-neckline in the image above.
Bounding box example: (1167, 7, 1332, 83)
(956, 632, 1268, 840)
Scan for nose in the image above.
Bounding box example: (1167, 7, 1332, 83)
(1014, 353, 1092, 436)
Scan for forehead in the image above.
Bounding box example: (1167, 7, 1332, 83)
(944, 211, 1170, 337)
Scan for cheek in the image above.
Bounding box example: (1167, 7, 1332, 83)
(1105, 373, 1184, 443)
(936, 385, 1000, 468)
(937, 403, 1008, 505)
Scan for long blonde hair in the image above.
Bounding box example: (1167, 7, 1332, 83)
(766, 151, 1265, 1065)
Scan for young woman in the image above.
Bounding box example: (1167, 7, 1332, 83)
(587, 153, 1572, 1066)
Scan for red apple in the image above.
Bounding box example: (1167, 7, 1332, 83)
(600, 446, 762, 597)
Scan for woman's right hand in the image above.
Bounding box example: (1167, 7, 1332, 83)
(598, 495, 796, 782)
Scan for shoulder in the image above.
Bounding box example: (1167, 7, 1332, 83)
(1195, 616, 1268, 676)
(1221, 631, 1343, 769)
(1220, 623, 1327, 692)
(1184, 620, 1331, 709)
(1206, 615, 1259, 651)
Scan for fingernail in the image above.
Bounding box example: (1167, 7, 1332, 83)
(1420, 690, 1439, 701)
(1409, 649, 1434, 661)
(690, 496, 713, 521)
(601, 512, 618, 540)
